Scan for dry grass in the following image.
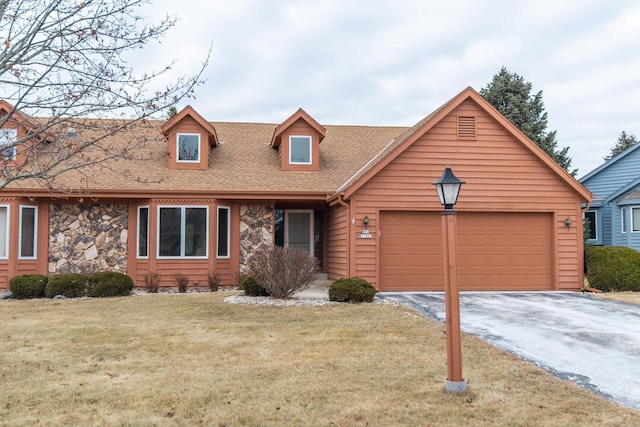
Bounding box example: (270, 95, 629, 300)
(597, 291, 640, 305)
(1, 293, 639, 426)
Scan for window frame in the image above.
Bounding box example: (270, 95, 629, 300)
(621, 207, 627, 234)
(289, 135, 312, 165)
(137, 206, 149, 259)
(0, 128, 17, 160)
(157, 205, 209, 259)
(176, 133, 201, 163)
(19, 205, 37, 260)
(217, 206, 230, 259)
(0, 205, 9, 259)
(632, 206, 640, 233)
(583, 210, 598, 242)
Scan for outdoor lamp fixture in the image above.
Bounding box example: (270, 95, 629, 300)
(565, 217, 572, 230)
(434, 165, 465, 210)
(363, 215, 370, 228)
(433, 165, 467, 393)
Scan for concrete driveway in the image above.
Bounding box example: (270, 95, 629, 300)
(378, 292, 640, 412)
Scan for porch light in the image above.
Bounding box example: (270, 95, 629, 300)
(433, 165, 465, 210)
(565, 217, 572, 229)
(363, 215, 370, 228)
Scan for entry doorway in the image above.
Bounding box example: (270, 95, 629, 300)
(284, 210, 314, 256)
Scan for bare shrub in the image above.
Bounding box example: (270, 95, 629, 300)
(248, 247, 318, 299)
(173, 273, 189, 293)
(144, 272, 161, 293)
(207, 271, 221, 292)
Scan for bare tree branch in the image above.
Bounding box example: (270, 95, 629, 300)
(0, 0, 210, 192)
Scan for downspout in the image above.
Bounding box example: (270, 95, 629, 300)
(336, 193, 351, 277)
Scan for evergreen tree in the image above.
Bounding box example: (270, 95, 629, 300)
(480, 67, 576, 176)
(604, 131, 638, 160)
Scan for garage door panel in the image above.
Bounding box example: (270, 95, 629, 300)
(380, 211, 552, 291)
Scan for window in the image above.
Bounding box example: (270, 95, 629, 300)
(0, 128, 17, 160)
(158, 206, 207, 258)
(0, 206, 8, 258)
(137, 206, 149, 258)
(289, 136, 311, 164)
(217, 206, 230, 258)
(19, 205, 37, 259)
(584, 210, 597, 240)
(621, 207, 627, 233)
(632, 207, 640, 232)
(177, 133, 200, 162)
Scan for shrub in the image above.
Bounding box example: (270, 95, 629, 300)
(329, 277, 377, 303)
(144, 272, 161, 293)
(208, 271, 221, 292)
(585, 245, 640, 292)
(87, 272, 134, 297)
(45, 273, 87, 298)
(248, 246, 318, 299)
(9, 274, 48, 299)
(241, 276, 269, 297)
(173, 273, 189, 293)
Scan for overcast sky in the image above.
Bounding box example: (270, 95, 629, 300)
(137, 0, 640, 178)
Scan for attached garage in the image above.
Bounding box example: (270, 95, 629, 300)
(379, 211, 553, 291)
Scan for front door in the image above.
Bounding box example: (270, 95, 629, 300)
(285, 210, 314, 256)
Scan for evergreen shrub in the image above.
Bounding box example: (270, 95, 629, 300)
(241, 276, 269, 297)
(584, 245, 640, 292)
(328, 277, 377, 303)
(87, 271, 134, 297)
(9, 274, 48, 299)
(45, 273, 87, 298)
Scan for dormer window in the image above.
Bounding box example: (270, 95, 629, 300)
(290, 136, 312, 164)
(177, 133, 200, 162)
(0, 128, 17, 160)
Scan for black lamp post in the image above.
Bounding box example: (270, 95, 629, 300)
(433, 165, 467, 393)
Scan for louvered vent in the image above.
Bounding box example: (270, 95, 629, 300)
(457, 116, 476, 140)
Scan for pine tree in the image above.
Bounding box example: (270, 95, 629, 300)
(604, 131, 638, 160)
(480, 67, 576, 176)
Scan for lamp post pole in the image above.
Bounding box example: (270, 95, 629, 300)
(433, 165, 467, 393)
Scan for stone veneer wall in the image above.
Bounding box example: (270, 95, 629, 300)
(239, 204, 274, 272)
(49, 204, 128, 275)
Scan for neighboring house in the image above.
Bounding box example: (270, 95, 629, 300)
(580, 142, 640, 249)
(0, 87, 591, 291)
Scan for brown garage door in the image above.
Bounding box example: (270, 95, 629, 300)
(380, 211, 553, 291)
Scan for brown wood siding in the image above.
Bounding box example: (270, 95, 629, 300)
(326, 203, 348, 279)
(0, 262, 8, 288)
(278, 119, 321, 172)
(155, 259, 212, 288)
(351, 98, 584, 291)
(167, 115, 209, 170)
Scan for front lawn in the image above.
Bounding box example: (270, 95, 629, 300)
(1, 293, 638, 426)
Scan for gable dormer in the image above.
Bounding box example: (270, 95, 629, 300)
(271, 108, 326, 171)
(162, 106, 218, 170)
(0, 100, 38, 165)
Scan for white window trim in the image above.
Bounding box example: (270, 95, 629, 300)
(18, 205, 37, 260)
(0, 128, 17, 161)
(137, 206, 149, 259)
(584, 210, 598, 241)
(176, 133, 201, 163)
(621, 207, 627, 234)
(157, 205, 209, 259)
(217, 206, 230, 259)
(631, 206, 640, 233)
(289, 135, 312, 165)
(0, 205, 9, 260)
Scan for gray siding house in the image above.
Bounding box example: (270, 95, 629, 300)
(580, 143, 640, 249)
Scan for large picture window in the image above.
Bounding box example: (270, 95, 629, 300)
(177, 133, 200, 162)
(158, 206, 207, 258)
(19, 205, 37, 259)
(0, 128, 17, 160)
(289, 136, 311, 164)
(137, 206, 149, 258)
(0, 206, 8, 259)
(217, 206, 230, 258)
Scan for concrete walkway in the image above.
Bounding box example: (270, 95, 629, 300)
(378, 291, 640, 412)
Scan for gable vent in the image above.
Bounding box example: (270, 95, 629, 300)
(457, 116, 476, 140)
